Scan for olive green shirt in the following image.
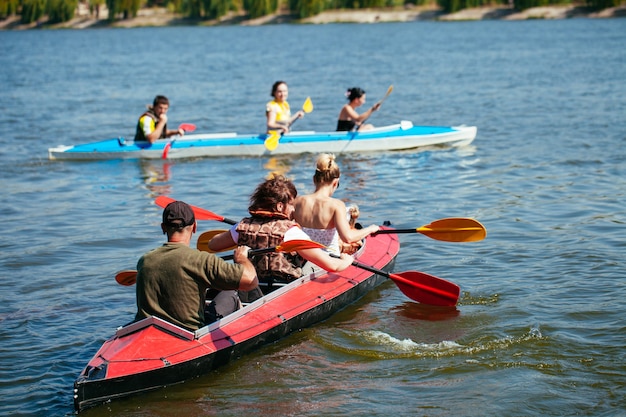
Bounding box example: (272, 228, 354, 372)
(135, 243, 243, 330)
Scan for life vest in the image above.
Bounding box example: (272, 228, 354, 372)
(236, 214, 305, 282)
(266, 100, 291, 125)
(134, 110, 167, 142)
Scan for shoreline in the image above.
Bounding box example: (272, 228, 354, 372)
(1, 4, 625, 30)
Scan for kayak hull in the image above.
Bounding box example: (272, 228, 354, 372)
(74, 232, 400, 412)
(50, 122, 476, 160)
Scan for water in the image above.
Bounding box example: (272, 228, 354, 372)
(1, 19, 625, 416)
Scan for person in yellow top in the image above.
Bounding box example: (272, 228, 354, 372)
(134, 95, 185, 143)
(266, 81, 305, 134)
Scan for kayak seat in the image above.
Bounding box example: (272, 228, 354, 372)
(258, 280, 289, 294)
(205, 279, 291, 311)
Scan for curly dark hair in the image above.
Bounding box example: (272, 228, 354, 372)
(249, 174, 297, 213)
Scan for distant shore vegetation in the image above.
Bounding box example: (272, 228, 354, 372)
(1, 0, 624, 25)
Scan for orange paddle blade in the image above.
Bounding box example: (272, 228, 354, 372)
(115, 270, 137, 286)
(375, 218, 486, 242)
(417, 218, 486, 242)
(196, 229, 235, 253)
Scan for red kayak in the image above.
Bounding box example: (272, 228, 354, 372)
(73, 232, 400, 412)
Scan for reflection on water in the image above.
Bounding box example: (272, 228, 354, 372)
(263, 156, 292, 178)
(140, 160, 172, 194)
(1, 19, 625, 417)
(391, 301, 460, 322)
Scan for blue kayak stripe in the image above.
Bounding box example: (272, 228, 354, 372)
(64, 126, 458, 153)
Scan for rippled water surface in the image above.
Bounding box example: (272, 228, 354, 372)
(1, 18, 625, 416)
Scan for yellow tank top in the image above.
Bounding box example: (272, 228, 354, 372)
(266, 100, 291, 124)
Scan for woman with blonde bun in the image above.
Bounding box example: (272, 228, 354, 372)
(294, 153, 380, 254)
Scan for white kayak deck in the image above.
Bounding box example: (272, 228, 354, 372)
(48, 121, 477, 160)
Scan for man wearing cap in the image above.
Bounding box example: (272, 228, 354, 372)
(135, 200, 258, 331)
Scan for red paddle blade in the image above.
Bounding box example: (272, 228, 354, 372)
(389, 271, 460, 307)
(161, 141, 173, 159)
(155, 196, 229, 223)
(178, 123, 196, 132)
(115, 270, 137, 286)
(277, 239, 326, 252)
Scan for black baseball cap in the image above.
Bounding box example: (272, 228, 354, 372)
(162, 200, 195, 228)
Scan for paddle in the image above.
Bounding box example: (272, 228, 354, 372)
(377, 85, 393, 106)
(290, 97, 314, 127)
(263, 130, 281, 152)
(115, 270, 138, 287)
(330, 254, 459, 307)
(196, 229, 235, 253)
(115, 239, 324, 286)
(220, 239, 325, 260)
(178, 123, 196, 132)
(373, 218, 486, 243)
(154, 196, 238, 225)
(352, 85, 393, 132)
(162, 123, 197, 159)
(264, 97, 314, 151)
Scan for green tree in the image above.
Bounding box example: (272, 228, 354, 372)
(244, 0, 276, 18)
(291, 0, 326, 18)
(437, 0, 460, 13)
(180, 0, 203, 18)
(438, 0, 508, 13)
(585, 0, 620, 9)
(360, 0, 386, 6)
(106, 0, 119, 19)
(120, 0, 141, 18)
(21, 0, 46, 22)
(202, 0, 233, 18)
(88, 0, 105, 18)
(513, 0, 571, 11)
(106, 0, 140, 19)
(0, 0, 20, 18)
(46, 0, 77, 22)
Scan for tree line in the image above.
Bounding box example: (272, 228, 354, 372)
(1, 0, 622, 25)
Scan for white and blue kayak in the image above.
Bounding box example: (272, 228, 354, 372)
(48, 121, 477, 161)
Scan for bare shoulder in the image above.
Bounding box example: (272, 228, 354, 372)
(294, 194, 312, 208)
(331, 197, 347, 214)
(338, 104, 351, 118)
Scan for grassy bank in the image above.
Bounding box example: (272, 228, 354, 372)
(1, 3, 625, 30)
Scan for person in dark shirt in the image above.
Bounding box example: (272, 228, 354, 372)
(135, 200, 258, 330)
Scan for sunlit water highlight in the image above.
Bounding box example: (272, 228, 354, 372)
(0, 18, 624, 416)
